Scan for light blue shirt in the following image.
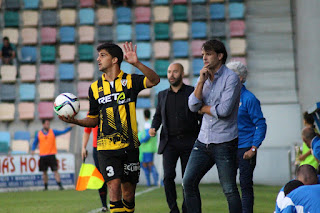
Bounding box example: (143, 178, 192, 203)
(311, 136, 320, 161)
(188, 65, 241, 144)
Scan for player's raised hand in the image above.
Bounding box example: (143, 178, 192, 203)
(123, 42, 138, 65)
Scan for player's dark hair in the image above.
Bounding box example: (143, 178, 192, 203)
(3, 36, 9, 42)
(296, 164, 317, 185)
(202, 39, 228, 64)
(284, 180, 304, 196)
(303, 111, 315, 127)
(97, 42, 123, 67)
(42, 119, 50, 124)
(144, 109, 151, 119)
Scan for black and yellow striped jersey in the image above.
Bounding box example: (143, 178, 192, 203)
(88, 70, 147, 151)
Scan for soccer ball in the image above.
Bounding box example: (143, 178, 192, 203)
(54, 93, 80, 117)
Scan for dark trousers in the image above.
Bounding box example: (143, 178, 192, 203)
(163, 135, 195, 213)
(237, 147, 256, 213)
(183, 139, 242, 213)
(93, 147, 108, 208)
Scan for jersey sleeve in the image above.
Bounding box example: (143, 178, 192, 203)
(88, 86, 99, 118)
(131, 74, 147, 94)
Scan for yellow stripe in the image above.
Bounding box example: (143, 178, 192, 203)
(87, 114, 99, 118)
(102, 79, 111, 95)
(115, 78, 123, 92)
(126, 74, 132, 89)
(110, 207, 126, 213)
(106, 107, 116, 129)
(119, 105, 128, 138)
(97, 138, 129, 150)
(91, 81, 99, 99)
(123, 207, 135, 212)
(143, 77, 147, 88)
(128, 102, 139, 148)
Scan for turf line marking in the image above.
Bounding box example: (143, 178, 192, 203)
(87, 186, 158, 213)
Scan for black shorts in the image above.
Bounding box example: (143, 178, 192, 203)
(39, 155, 58, 172)
(98, 148, 140, 184)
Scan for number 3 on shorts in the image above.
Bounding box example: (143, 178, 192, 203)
(106, 166, 114, 177)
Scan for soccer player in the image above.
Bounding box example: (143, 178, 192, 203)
(82, 125, 108, 212)
(59, 42, 160, 213)
(31, 119, 73, 191)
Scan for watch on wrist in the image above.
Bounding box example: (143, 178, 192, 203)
(251, 147, 256, 152)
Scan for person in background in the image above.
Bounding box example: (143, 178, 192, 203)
(150, 63, 201, 213)
(82, 125, 108, 212)
(302, 127, 320, 162)
(183, 39, 242, 213)
(138, 109, 159, 187)
(299, 112, 319, 170)
(0, 37, 16, 65)
(226, 61, 267, 213)
(31, 119, 73, 191)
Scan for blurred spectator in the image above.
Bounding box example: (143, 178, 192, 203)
(299, 112, 319, 170)
(302, 127, 320, 162)
(0, 37, 16, 65)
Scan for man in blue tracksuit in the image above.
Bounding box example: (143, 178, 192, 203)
(227, 61, 267, 213)
(280, 184, 320, 212)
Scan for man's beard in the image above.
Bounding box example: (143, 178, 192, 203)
(169, 76, 182, 87)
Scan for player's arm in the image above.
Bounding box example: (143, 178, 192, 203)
(82, 128, 91, 160)
(31, 134, 39, 155)
(59, 116, 99, 128)
(123, 42, 160, 88)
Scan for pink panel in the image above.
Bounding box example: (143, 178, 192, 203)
(41, 27, 57, 44)
(230, 20, 245, 37)
(77, 81, 92, 98)
(135, 7, 151, 23)
(39, 64, 55, 81)
(80, 0, 95, 7)
(38, 102, 54, 119)
(191, 40, 206, 57)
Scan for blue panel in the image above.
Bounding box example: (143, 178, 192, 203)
(191, 22, 207, 39)
(19, 84, 36, 101)
(154, 0, 169, 4)
(173, 41, 189, 58)
(229, 3, 245, 19)
(191, 0, 205, 3)
(120, 61, 133, 74)
(20, 46, 37, 63)
(135, 60, 151, 75)
(154, 78, 169, 95)
(14, 131, 31, 141)
(60, 27, 75, 43)
(136, 42, 151, 59)
(59, 63, 75, 80)
(210, 4, 225, 20)
(192, 58, 203, 76)
(0, 132, 10, 153)
(79, 8, 95, 25)
(135, 24, 151, 41)
(116, 25, 132, 42)
(116, 7, 132, 24)
(136, 98, 151, 108)
(24, 0, 39, 9)
(1, 84, 16, 102)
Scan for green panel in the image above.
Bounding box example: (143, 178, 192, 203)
(41, 45, 56, 62)
(79, 44, 94, 61)
(154, 23, 169, 40)
(4, 11, 19, 27)
(173, 5, 187, 21)
(155, 60, 170, 77)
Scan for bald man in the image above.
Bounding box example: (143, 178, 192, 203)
(149, 63, 202, 213)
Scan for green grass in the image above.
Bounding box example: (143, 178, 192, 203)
(0, 184, 280, 213)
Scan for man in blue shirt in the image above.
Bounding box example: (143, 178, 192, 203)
(280, 184, 320, 212)
(302, 127, 320, 161)
(226, 61, 267, 213)
(183, 39, 242, 213)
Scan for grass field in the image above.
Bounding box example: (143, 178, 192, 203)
(0, 184, 280, 213)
